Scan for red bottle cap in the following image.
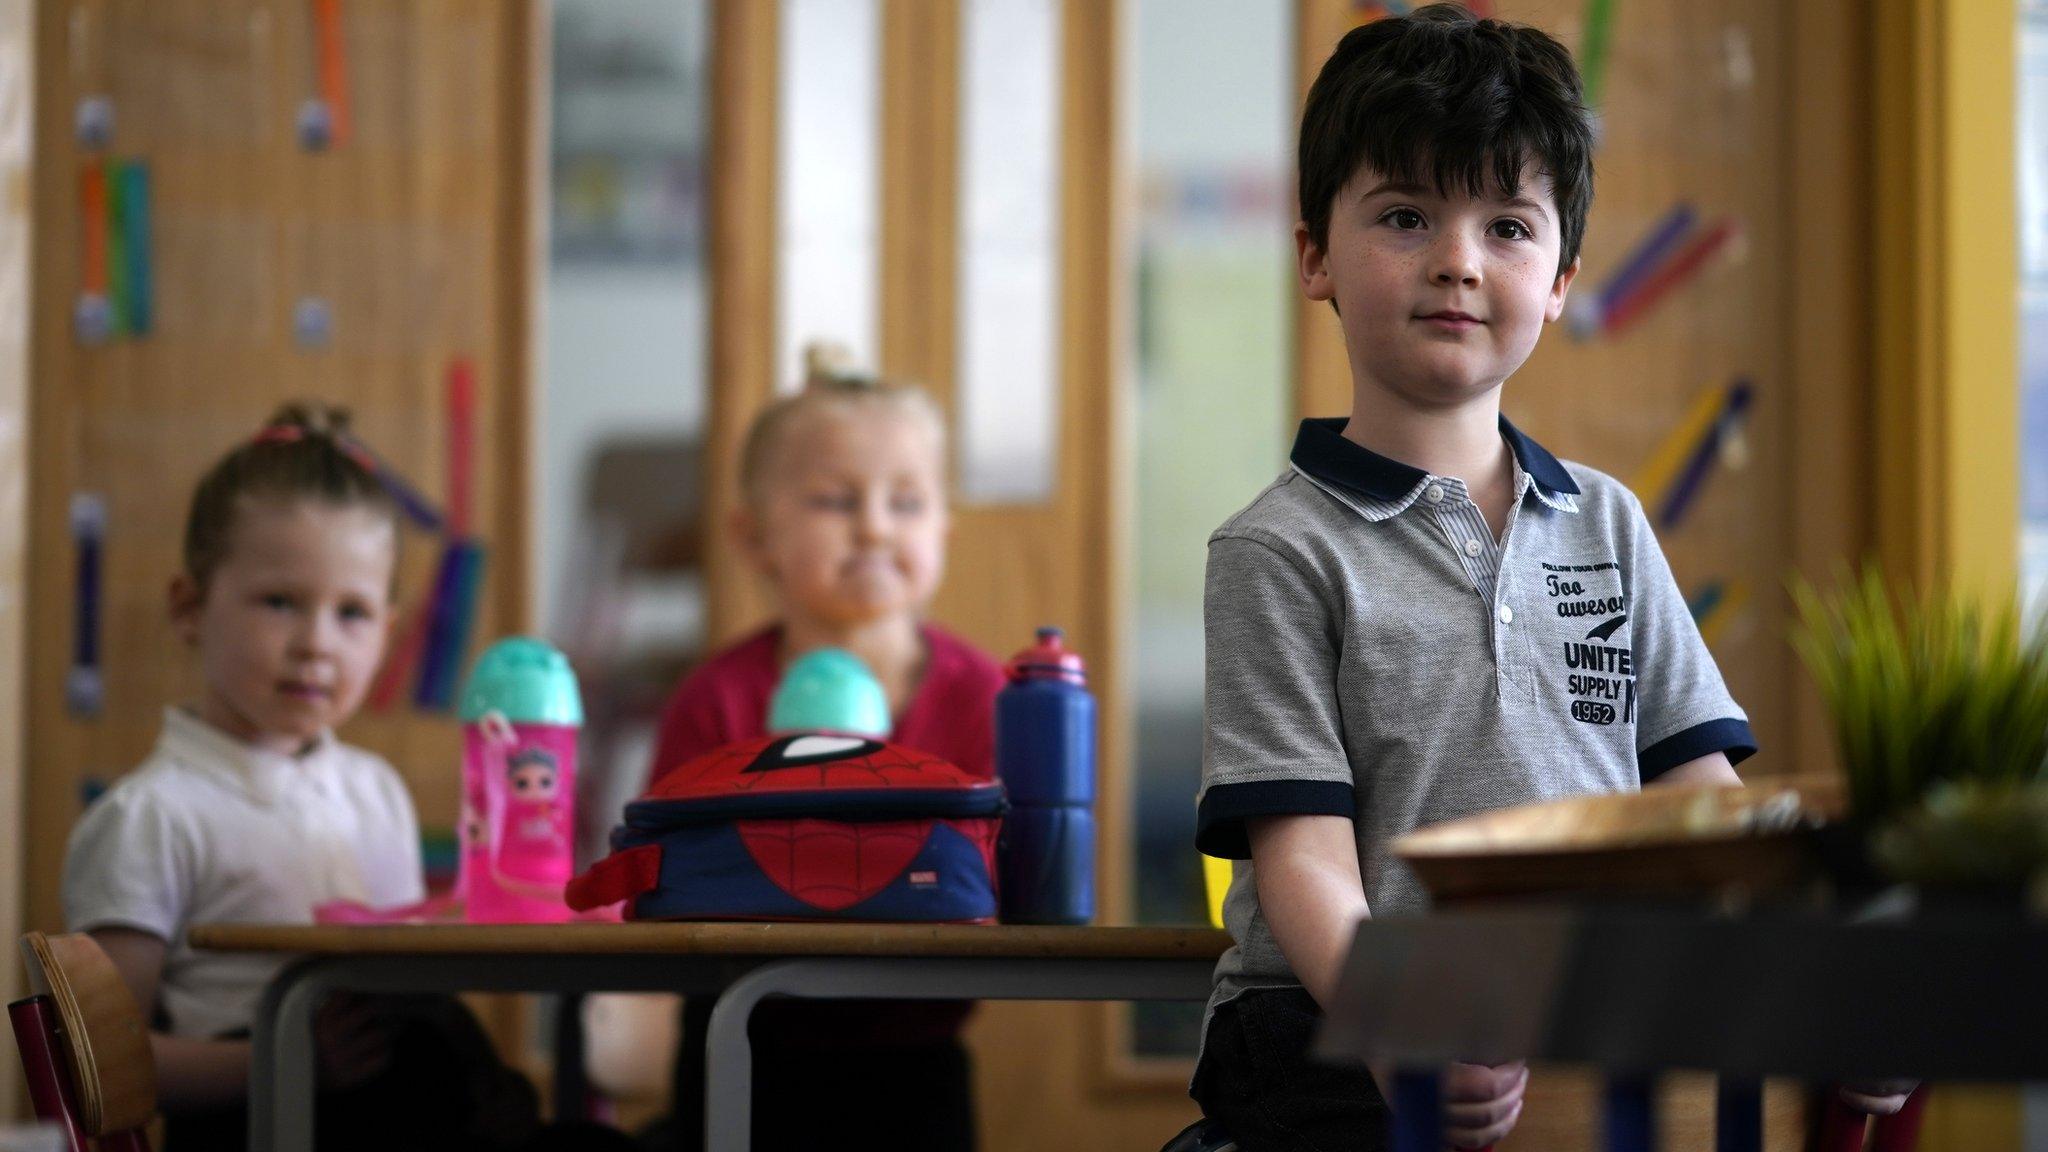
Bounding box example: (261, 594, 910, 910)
(1007, 626, 1087, 686)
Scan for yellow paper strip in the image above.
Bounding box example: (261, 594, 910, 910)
(1632, 382, 1734, 509)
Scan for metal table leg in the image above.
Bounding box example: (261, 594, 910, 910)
(249, 956, 337, 1152)
(248, 952, 757, 1152)
(701, 955, 1216, 1152)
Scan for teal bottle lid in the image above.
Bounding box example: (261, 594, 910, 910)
(458, 637, 584, 726)
(769, 648, 891, 737)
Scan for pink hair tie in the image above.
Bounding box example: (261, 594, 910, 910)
(250, 422, 378, 474)
(249, 420, 442, 530)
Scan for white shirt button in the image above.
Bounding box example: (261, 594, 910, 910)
(1425, 485, 1444, 504)
(1464, 539, 1483, 556)
(1498, 604, 1514, 624)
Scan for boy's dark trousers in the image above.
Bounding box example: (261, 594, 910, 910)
(162, 994, 636, 1152)
(660, 996, 978, 1152)
(1191, 986, 1390, 1152)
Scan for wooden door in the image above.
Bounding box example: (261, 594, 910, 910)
(22, 0, 539, 943)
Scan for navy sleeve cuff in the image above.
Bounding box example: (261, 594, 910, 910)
(1639, 718, 1758, 783)
(1195, 779, 1355, 859)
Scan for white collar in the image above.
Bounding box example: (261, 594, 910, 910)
(156, 707, 340, 807)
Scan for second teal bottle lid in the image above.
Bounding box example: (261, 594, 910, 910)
(769, 648, 891, 737)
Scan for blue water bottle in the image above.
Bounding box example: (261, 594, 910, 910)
(996, 627, 1096, 924)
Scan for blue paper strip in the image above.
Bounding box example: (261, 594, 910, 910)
(440, 542, 487, 705)
(413, 540, 487, 710)
(1599, 203, 1697, 317)
(67, 493, 105, 717)
(413, 543, 465, 710)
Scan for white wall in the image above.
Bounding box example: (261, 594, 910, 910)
(537, 265, 705, 639)
(539, 0, 708, 644)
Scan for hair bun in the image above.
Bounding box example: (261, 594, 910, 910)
(800, 340, 877, 391)
(264, 401, 354, 439)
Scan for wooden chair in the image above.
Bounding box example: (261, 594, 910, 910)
(10, 931, 158, 1152)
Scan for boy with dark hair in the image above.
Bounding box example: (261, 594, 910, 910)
(1191, 7, 1747, 1148)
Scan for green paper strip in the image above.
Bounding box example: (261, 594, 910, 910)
(102, 159, 128, 337)
(117, 161, 151, 335)
(1582, 0, 1615, 110)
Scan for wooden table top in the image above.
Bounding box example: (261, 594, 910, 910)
(188, 921, 1233, 961)
(1320, 904, 2048, 1080)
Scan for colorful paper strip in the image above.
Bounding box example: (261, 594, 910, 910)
(1602, 216, 1742, 336)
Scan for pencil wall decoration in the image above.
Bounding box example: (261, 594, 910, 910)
(318, 378, 488, 717)
(368, 600, 429, 712)
(23, 0, 531, 957)
(1569, 202, 1692, 339)
(299, 0, 353, 150)
(1349, 0, 1493, 21)
(67, 494, 106, 718)
(414, 359, 488, 711)
(73, 160, 152, 345)
(103, 163, 128, 338)
(361, 454, 444, 714)
(113, 161, 151, 335)
(1580, 0, 1616, 110)
(357, 441, 446, 534)
(1569, 206, 1744, 341)
(1352, 0, 1411, 19)
(1631, 378, 1754, 530)
(74, 164, 110, 343)
(1687, 579, 1750, 648)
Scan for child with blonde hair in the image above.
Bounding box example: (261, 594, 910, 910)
(650, 344, 1002, 1150)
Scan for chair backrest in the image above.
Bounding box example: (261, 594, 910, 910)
(579, 437, 702, 574)
(17, 931, 157, 1137)
(11, 993, 92, 1151)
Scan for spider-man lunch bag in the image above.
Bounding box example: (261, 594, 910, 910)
(565, 733, 1007, 922)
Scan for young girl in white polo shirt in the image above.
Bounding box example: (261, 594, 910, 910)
(60, 405, 626, 1152)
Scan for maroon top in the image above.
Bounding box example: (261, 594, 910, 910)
(650, 622, 1005, 1049)
(652, 623, 1003, 789)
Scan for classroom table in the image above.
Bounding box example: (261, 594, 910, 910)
(188, 921, 1230, 1152)
(1315, 900, 2048, 1152)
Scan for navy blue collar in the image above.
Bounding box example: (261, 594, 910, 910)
(1289, 415, 1581, 502)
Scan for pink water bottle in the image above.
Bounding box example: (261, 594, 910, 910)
(458, 638, 583, 923)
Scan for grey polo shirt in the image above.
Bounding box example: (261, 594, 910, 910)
(1196, 416, 1755, 1022)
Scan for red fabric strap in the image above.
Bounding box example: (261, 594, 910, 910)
(564, 843, 663, 912)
